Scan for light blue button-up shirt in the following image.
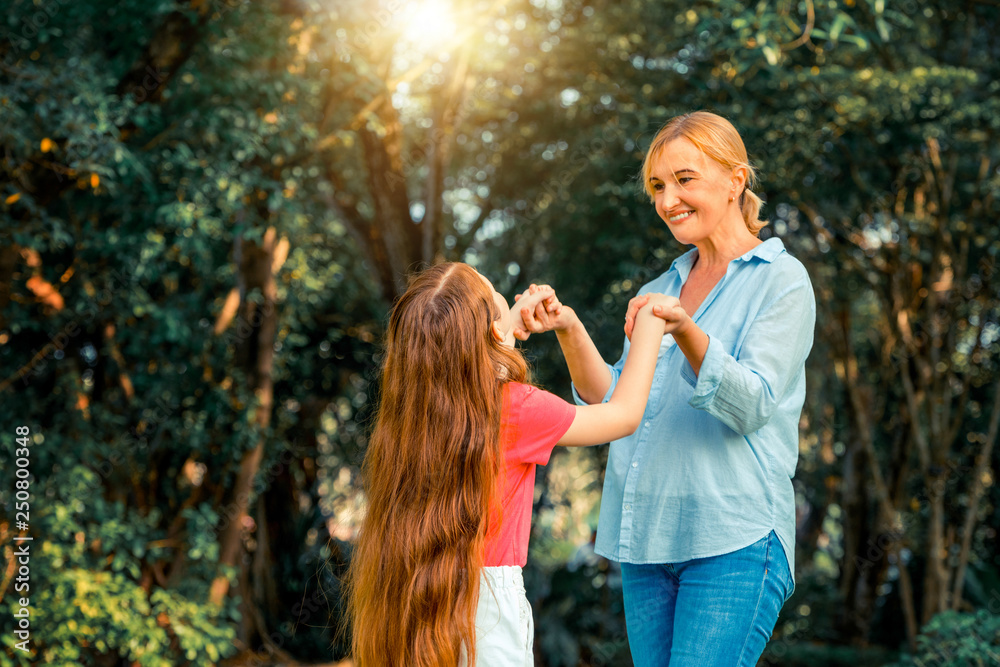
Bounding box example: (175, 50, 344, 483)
(573, 237, 815, 580)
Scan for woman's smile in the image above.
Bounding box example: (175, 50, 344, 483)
(668, 210, 695, 223)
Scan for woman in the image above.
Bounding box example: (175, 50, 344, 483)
(515, 111, 816, 666)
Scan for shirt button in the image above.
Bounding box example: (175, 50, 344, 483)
(631, 462, 638, 468)
(623, 503, 631, 511)
(644, 420, 651, 428)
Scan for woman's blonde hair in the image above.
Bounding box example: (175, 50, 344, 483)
(640, 111, 768, 236)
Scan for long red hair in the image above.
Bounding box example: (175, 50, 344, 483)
(346, 262, 528, 666)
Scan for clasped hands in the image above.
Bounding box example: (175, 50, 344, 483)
(512, 284, 693, 341)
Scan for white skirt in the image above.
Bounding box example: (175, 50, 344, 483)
(460, 565, 534, 666)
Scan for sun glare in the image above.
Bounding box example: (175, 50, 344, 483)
(402, 0, 459, 51)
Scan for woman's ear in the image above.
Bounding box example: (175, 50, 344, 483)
(731, 165, 749, 193)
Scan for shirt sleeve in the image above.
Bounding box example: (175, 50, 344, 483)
(511, 385, 577, 465)
(680, 268, 816, 435)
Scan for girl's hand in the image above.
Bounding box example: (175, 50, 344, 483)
(625, 293, 692, 339)
(510, 284, 554, 337)
(513, 284, 578, 341)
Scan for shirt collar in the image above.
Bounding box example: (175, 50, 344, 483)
(669, 237, 785, 281)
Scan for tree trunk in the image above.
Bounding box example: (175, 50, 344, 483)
(832, 311, 886, 644)
(210, 227, 287, 612)
(114, 6, 206, 103)
(951, 378, 1000, 609)
(896, 554, 919, 653)
(838, 431, 878, 644)
(422, 44, 471, 266)
(921, 481, 949, 623)
(357, 100, 420, 300)
(0, 245, 19, 332)
(324, 46, 475, 301)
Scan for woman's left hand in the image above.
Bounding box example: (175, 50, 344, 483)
(625, 293, 691, 340)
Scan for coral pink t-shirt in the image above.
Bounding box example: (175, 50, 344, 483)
(484, 382, 576, 567)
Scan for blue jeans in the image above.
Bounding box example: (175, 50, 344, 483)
(620, 530, 793, 667)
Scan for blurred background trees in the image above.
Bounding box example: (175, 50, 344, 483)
(1, 0, 998, 665)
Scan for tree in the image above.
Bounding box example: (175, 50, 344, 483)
(3, 0, 999, 663)
(1, 0, 377, 662)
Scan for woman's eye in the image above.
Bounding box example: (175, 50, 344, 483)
(653, 183, 664, 192)
(677, 177, 691, 184)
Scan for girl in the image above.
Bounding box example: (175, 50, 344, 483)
(346, 262, 674, 667)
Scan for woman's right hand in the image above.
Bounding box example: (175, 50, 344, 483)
(513, 283, 578, 341)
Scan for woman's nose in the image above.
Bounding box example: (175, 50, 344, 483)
(660, 187, 679, 211)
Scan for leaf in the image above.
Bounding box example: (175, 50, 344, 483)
(876, 17, 890, 41)
(830, 14, 847, 41)
(41, 138, 54, 152)
(840, 34, 869, 49)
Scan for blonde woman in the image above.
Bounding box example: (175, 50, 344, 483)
(516, 111, 816, 666)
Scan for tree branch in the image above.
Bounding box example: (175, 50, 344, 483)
(950, 375, 1000, 609)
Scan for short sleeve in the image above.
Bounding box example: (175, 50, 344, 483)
(505, 383, 576, 466)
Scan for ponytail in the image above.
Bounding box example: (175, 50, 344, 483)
(740, 188, 768, 237)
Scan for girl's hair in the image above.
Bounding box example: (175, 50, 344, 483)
(640, 111, 768, 236)
(346, 262, 528, 667)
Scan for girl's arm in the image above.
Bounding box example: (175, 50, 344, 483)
(557, 296, 671, 446)
(625, 293, 708, 374)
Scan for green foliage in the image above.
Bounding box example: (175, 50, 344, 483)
(527, 557, 630, 667)
(891, 610, 1000, 667)
(0, 462, 239, 666)
(2, 0, 999, 663)
(2, 0, 371, 662)
(1, 571, 238, 667)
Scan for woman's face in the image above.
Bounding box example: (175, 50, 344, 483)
(648, 137, 741, 246)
